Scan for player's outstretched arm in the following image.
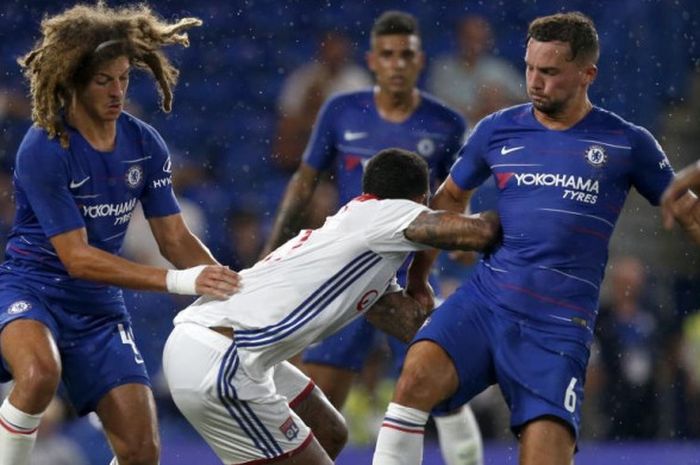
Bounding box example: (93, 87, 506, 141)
(364, 291, 430, 343)
(148, 212, 242, 296)
(50, 227, 239, 299)
(405, 210, 500, 252)
(260, 163, 321, 257)
(661, 190, 700, 245)
(406, 176, 478, 309)
(661, 160, 700, 244)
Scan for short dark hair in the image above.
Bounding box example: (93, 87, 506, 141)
(371, 11, 420, 41)
(527, 12, 599, 64)
(362, 148, 429, 200)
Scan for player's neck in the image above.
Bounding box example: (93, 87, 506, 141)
(67, 107, 118, 152)
(374, 87, 420, 123)
(534, 97, 593, 131)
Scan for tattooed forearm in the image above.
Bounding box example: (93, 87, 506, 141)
(404, 210, 500, 251)
(365, 292, 429, 343)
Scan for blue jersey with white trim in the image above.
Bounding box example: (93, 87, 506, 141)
(303, 89, 466, 205)
(1, 113, 180, 312)
(451, 104, 673, 341)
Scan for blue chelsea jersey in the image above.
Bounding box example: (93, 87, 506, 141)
(451, 104, 674, 340)
(2, 113, 180, 311)
(303, 90, 466, 205)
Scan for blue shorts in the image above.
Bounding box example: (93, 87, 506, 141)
(415, 285, 589, 438)
(302, 317, 407, 373)
(0, 280, 150, 416)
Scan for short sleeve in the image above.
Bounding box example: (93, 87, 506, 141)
(302, 97, 340, 172)
(384, 277, 403, 294)
(139, 125, 181, 218)
(14, 132, 85, 237)
(449, 116, 493, 191)
(629, 125, 674, 205)
(363, 199, 431, 253)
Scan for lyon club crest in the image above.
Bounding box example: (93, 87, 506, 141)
(584, 145, 607, 167)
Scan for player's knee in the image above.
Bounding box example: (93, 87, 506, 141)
(14, 356, 61, 407)
(395, 363, 435, 404)
(114, 437, 160, 465)
(394, 343, 456, 408)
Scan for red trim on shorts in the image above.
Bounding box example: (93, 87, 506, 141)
(288, 381, 315, 409)
(0, 417, 38, 435)
(235, 432, 315, 465)
(381, 423, 425, 435)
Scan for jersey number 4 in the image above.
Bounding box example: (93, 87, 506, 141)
(118, 323, 145, 365)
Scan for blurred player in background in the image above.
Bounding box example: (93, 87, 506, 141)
(0, 4, 239, 465)
(662, 159, 700, 244)
(164, 148, 500, 465)
(272, 30, 371, 172)
(373, 12, 676, 465)
(262, 10, 483, 465)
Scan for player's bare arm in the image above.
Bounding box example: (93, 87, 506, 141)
(148, 213, 241, 295)
(261, 163, 321, 256)
(661, 160, 700, 244)
(662, 190, 700, 245)
(406, 176, 475, 308)
(405, 210, 499, 252)
(364, 291, 430, 343)
(50, 227, 239, 299)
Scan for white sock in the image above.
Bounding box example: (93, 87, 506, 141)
(372, 402, 429, 465)
(434, 404, 483, 465)
(0, 399, 43, 465)
(109, 459, 119, 465)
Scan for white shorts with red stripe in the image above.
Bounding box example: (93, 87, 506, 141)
(163, 323, 315, 464)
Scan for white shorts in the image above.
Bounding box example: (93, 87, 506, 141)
(162, 323, 315, 464)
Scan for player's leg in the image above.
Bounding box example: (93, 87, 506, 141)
(95, 383, 160, 465)
(519, 416, 575, 465)
(58, 314, 157, 465)
(387, 334, 484, 465)
(372, 340, 458, 465)
(163, 323, 333, 465)
(301, 318, 376, 408)
(373, 289, 494, 465)
(301, 363, 355, 409)
(434, 404, 483, 465)
(0, 296, 62, 465)
(495, 322, 587, 465)
(275, 361, 348, 458)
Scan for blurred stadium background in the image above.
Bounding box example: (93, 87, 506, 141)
(1, 0, 700, 464)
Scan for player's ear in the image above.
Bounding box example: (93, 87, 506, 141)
(366, 50, 376, 72)
(583, 64, 597, 85)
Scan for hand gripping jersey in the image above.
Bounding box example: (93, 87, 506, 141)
(451, 104, 674, 343)
(1, 113, 180, 314)
(174, 196, 429, 379)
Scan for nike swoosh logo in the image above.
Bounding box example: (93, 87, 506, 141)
(501, 146, 525, 155)
(69, 176, 91, 189)
(344, 131, 368, 141)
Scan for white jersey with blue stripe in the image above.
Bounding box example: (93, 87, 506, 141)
(174, 196, 429, 378)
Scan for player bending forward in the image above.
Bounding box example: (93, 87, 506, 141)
(163, 148, 500, 465)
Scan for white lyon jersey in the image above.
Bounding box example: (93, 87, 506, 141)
(174, 195, 429, 378)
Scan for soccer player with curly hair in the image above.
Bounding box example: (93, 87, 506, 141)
(0, 4, 239, 465)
